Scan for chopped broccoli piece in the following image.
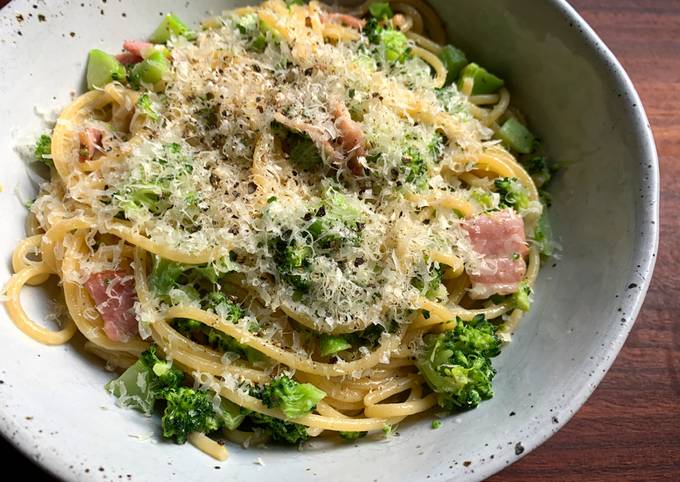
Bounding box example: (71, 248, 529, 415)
(494, 177, 530, 211)
(130, 51, 170, 90)
(270, 237, 313, 293)
(150, 13, 196, 43)
(272, 122, 323, 170)
(531, 212, 554, 256)
(106, 345, 183, 414)
(306, 187, 363, 248)
(431, 419, 442, 429)
(161, 387, 222, 444)
(470, 189, 494, 210)
(285, 0, 306, 6)
(33, 134, 53, 166)
(346, 323, 387, 348)
(402, 146, 429, 189)
(508, 282, 532, 311)
(246, 412, 309, 444)
(86, 49, 126, 90)
(339, 431, 367, 441)
(136, 93, 159, 121)
(319, 335, 352, 357)
(148, 256, 234, 300)
(368, 2, 393, 19)
(416, 315, 501, 412)
(458, 62, 504, 95)
(498, 118, 535, 154)
(439, 45, 468, 85)
(215, 398, 247, 431)
(411, 264, 445, 300)
(257, 375, 326, 419)
(380, 29, 410, 63)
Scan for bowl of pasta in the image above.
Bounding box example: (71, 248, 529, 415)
(0, 0, 658, 480)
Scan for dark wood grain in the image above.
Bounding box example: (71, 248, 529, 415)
(0, 0, 678, 480)
(492, 0, 680, 480)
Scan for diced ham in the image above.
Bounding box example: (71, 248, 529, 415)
(121, 40, 153, 62)
(273, 112, 338, 159)
(84, 270, 139, 342)
(321, 12, 366, 30)
(79, 127, 103, 161)
(331, 101, 365, 176)
(463, 209, 528, 298)
(115, 52, 143, 65)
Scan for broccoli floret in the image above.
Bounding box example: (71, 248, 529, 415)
(161, 387, 222, 444)
(379, 29, 410, 63)
(411, 263, 445, 300)
(148, 256, 234, 302)
(246, 412, 309, 444)
(136, 93, 159, 121)
(494, 177, 530, 211)
(106, 345, 183, 414)
(521, 155, 560, 206)
(307, 187, 363, 248)
(339, 431, 367, 442)
(272, 121, 323, 170)
(508, 282, 532, 311)
(402, 146, 429, 189)
(257, 375, 326, 419)
(346, 323, 388, 348)
(33, 134, 53, 166)
(270, 237, 313, 293)
(431, 419, 442, 429)
(202, 291, 243, 321)
(416, 315, 501, 412)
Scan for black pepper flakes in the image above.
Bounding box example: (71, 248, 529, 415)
(514, 442, 524, 455)
(38, 14, 46, 22)
(463, 461, 471, 467)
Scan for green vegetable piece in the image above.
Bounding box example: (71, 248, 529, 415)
(246, 412, 309, 444)
(368, 2, 393, 19)
(136, 93, 159, 121)
(494, 177, 530, 211)
(416, 315, 500, 412)
(319, 335, 352, 357)
(498, 118, 535, 154)
(508, 282, 532, 311)
(106, 345, 183, 414)
(86, 49, 126, 90)
(259, 375, 326, 418)
(105, 359, 156, 414)
(381, 29, 410, 63)
(289, 136, 323, 170)
(150, 13, 196, 43)
(33, 134, 52, 166)
(458, 62, 504, 95)
(431, 419, 442, 429)
(439, 45, 468, 85)
(131, 50, 170, 87)
(216, 398, 246, 431)
(162, 387, 222, 444)
(285, 0, 306, 7)
(532, 212, 554, 256)
(411, 264, 445, 300)
(339, 431, 367, 441)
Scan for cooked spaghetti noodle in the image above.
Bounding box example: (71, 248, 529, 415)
(5, 0, 556, 460)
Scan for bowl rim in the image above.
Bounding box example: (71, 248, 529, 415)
(0, 0, 660, 480)
(470, 0, 660, 479)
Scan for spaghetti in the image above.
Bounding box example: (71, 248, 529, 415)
(5, 0, 556, 460)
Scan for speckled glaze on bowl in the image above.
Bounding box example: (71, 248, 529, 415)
(0, 0, 658, 481)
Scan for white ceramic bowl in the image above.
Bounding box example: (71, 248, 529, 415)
(0, 1, 658, 481)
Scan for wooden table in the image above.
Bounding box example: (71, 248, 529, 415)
(0, 0, 678, 480)
(493, 0, 680, 480)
